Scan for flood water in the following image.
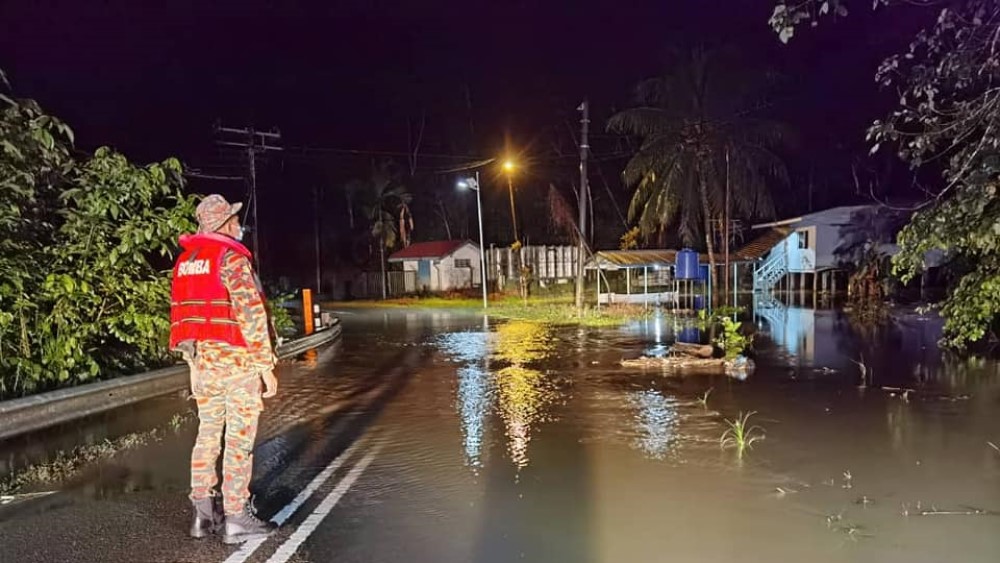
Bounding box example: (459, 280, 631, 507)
(334, 307, 1000, 563)
(2, 305, 999, 563)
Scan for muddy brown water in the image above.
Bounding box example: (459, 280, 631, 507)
(2, 307, 999, 563)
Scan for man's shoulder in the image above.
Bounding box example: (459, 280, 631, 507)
(221, 249, 253, 270)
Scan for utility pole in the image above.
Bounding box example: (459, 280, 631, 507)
(507, 175, 519, 243)
(214, 124, 282, 276)
(575, 100, 590, 312)
(724, 148, 730, 308)
(313, 184, 322, 296)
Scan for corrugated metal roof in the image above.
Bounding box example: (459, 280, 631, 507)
(388, 240, 474, 261)
(589, 236, 789, 270)
(732, 227, 790, 261)
(590, 249, 677, 268)
(588, 249, 710, 269)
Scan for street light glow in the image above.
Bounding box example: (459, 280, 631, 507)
(457, 180, 469, 189)
(503, 160, 515, 172)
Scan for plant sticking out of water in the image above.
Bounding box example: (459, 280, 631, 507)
(697, 387, 713, 408)
(719, 411, 765, 455)
(714, 317, 751, 360)
(169, 412, 194, 433)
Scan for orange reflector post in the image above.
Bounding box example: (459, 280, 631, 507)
(302, 288, 314, 335)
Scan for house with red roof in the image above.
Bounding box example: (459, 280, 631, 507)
(388, 240, 481, 292)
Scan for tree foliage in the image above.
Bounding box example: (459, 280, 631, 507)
(0, 86, 196, 397)
(360, 161, 412, 252)
(769, 0, 856, 43)
(609, 48, 788, 294)
(771, 0, 1000, 347)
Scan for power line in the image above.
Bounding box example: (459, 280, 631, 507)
(183, 169, 244, 181)
(283, 144, 489, 160)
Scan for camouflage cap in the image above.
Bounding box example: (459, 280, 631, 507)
(195, 194, 243, 233)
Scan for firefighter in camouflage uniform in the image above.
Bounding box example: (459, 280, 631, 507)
(170, 194, 279, 544)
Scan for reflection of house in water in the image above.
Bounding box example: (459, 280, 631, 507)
(755, 292, 853, 368)
(756, 297, 945, 376)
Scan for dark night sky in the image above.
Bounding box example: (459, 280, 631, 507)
(0, 0, 935, 281)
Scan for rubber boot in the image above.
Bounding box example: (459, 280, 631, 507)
(222, 504, 277, 545)
(190, 497, 223, 539)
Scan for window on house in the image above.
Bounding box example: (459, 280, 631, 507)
(798, 230, 809, 249)
(454, 258, 472, 268)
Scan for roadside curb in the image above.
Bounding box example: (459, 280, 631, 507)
(0, 320, 342, 441)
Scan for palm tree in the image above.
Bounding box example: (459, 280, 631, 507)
(609, 48, 788, 297)
(361, 162, 412, 299)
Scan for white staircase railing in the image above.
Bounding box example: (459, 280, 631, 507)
(753, 246, 788, 293)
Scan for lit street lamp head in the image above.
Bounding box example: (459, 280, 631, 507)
(503, 160, 515, 173)
(457, 177, 479, 191)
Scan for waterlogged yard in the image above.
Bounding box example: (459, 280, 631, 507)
(420, 306, 1000, 562)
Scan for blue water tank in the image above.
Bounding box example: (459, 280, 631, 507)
(675, 248, 699, 279)
(698, 264, 710, 281)
(694, 295, 706, 311)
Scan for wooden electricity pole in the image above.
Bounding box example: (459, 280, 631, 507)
(214, 124, 282, 277)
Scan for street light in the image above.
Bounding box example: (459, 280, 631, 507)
(458, 171, 488, 309)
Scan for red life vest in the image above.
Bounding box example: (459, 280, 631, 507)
(169, 233, 254, 350)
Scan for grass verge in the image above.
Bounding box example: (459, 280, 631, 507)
(326, 295, 654, 327)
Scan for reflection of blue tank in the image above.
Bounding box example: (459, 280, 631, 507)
(675, 248, 699, 279)
(694, 295, 706, 311)
(677, 326, 702, 344)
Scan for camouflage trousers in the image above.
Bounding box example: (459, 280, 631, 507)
(188, 365, 263, 515)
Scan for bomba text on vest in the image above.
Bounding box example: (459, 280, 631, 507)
(178, 259, 211, 276)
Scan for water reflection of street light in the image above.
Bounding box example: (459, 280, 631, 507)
(501, 160, 519, 243)
(630, 390, 678, 460)
(458, 171, 488, 309)
(438, 329, 494, 471)
(458, 365, 489, 468)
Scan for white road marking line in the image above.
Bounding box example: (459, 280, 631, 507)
(222, 435, 371, 563)
(265, 445, 381, 563)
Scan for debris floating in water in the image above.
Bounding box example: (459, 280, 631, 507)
(621, 354, 755, 379)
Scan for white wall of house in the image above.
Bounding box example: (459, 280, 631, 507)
(397, 242, 481, 291)
(801, 205, 871, 270)
(435, 243, 481, 291)
(763, 205, 874, 273)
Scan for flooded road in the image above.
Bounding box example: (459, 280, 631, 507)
(2, 306, 999, 562)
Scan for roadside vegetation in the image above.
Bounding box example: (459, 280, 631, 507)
(0, 74, 197, 399)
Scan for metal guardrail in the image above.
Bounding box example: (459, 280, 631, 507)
(0, 318, 342, 441)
